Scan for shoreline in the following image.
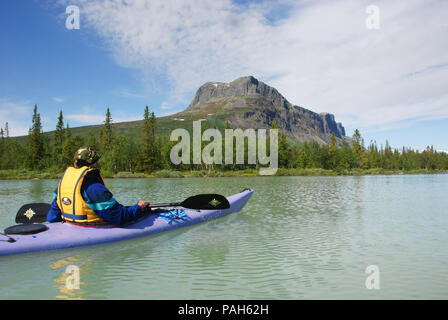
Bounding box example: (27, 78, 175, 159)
(0, 168, 446, 180)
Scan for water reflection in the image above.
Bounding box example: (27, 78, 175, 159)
(50, 253, 92, 300)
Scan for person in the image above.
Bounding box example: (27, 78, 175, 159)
(47, 147, 151, 227)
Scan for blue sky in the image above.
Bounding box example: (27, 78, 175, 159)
(0, 0, 165, 132)
(1, 0, 447, 152)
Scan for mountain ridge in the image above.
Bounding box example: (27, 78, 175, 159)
(11, 76, 346, 146)
(170, 75, 345, 144)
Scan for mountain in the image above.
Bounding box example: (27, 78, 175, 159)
(169, 76, 345, 144)
(13, 76, 346, 146)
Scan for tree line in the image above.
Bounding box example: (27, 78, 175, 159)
(277, 128, 448, 172)
(0, 105, 447, 175)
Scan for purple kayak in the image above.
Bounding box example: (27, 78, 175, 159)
(0, 189, 253, 257)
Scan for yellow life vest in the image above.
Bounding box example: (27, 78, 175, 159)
(56, 166, 106, 224)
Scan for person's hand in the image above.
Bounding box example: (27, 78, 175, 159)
(138, 201, 151, 215)
(138, 201, 151, 209)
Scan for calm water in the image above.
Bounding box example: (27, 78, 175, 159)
(0, 175, 447, 299)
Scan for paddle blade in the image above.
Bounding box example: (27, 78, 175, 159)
(15, 203, 51, 224)
(180, 194, 230, 210)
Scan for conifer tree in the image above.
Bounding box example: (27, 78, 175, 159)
(53, 110, 65, 165)
(297, 142, 309, 168)
(62, 124, 73, 167)
(140, 106, 157, 172)
(27, 104, 44, 169)
(278, 133, 292, 168)
(55, 110, 64, 150)
(338, 139, 352, 170)
(352, 129, 369, 169)
(0, 127, 4, 163)
(0, 123, 15, 169)
(86, 130, 99, 151)
(4, 122, 9, 138)
(99, 107, 113, 154)
(328, 133, 338, 170)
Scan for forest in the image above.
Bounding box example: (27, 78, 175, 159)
(0, 105, 447, 178)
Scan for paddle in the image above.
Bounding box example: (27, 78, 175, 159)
(147, 193, 230, 210)
(15, 203, 51, 224)
(14, 194, 230, 224)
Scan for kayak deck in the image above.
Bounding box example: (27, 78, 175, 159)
(0, 189, 253, 257)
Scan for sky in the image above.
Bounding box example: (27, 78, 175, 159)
(1, 0, 447, 151)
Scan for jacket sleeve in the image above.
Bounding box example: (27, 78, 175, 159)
(82, 181, 143, 226)
(47, 188, 63, 223)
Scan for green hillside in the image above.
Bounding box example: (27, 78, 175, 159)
(12, 113, 232, 146)
(2, 74, 447, 178)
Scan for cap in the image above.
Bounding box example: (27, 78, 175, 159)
(74, 147, 101, 166)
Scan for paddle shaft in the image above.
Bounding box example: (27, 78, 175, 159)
(148, 202, 183, 208)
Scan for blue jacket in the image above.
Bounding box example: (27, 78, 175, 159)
(47, 174, 142, 226)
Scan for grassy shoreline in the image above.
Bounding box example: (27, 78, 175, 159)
(0, 168, 446, 180)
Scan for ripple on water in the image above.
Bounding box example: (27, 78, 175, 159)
(1, 176, 448, 299)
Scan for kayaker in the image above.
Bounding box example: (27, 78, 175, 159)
(47, 147, 151, 226)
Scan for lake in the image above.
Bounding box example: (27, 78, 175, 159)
(0, 174, 447, 299)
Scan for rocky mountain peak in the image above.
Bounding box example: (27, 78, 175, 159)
(187, 75, 289, 111)
(179, 76, 346, 144)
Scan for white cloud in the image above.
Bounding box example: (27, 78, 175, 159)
(0, 98, 33, 136)
(52, 97, 65, 103)
(63, 0, 448, 133)
(114, 114, 142, 123)
(65, 113, 105, 125)
(160, 101, 171, 110)
(111, 89, 147, 99)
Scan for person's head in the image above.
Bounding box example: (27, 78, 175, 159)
(73, 147, 101, 169)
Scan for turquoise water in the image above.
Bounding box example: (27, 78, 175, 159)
(0, 175, 447, 299)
